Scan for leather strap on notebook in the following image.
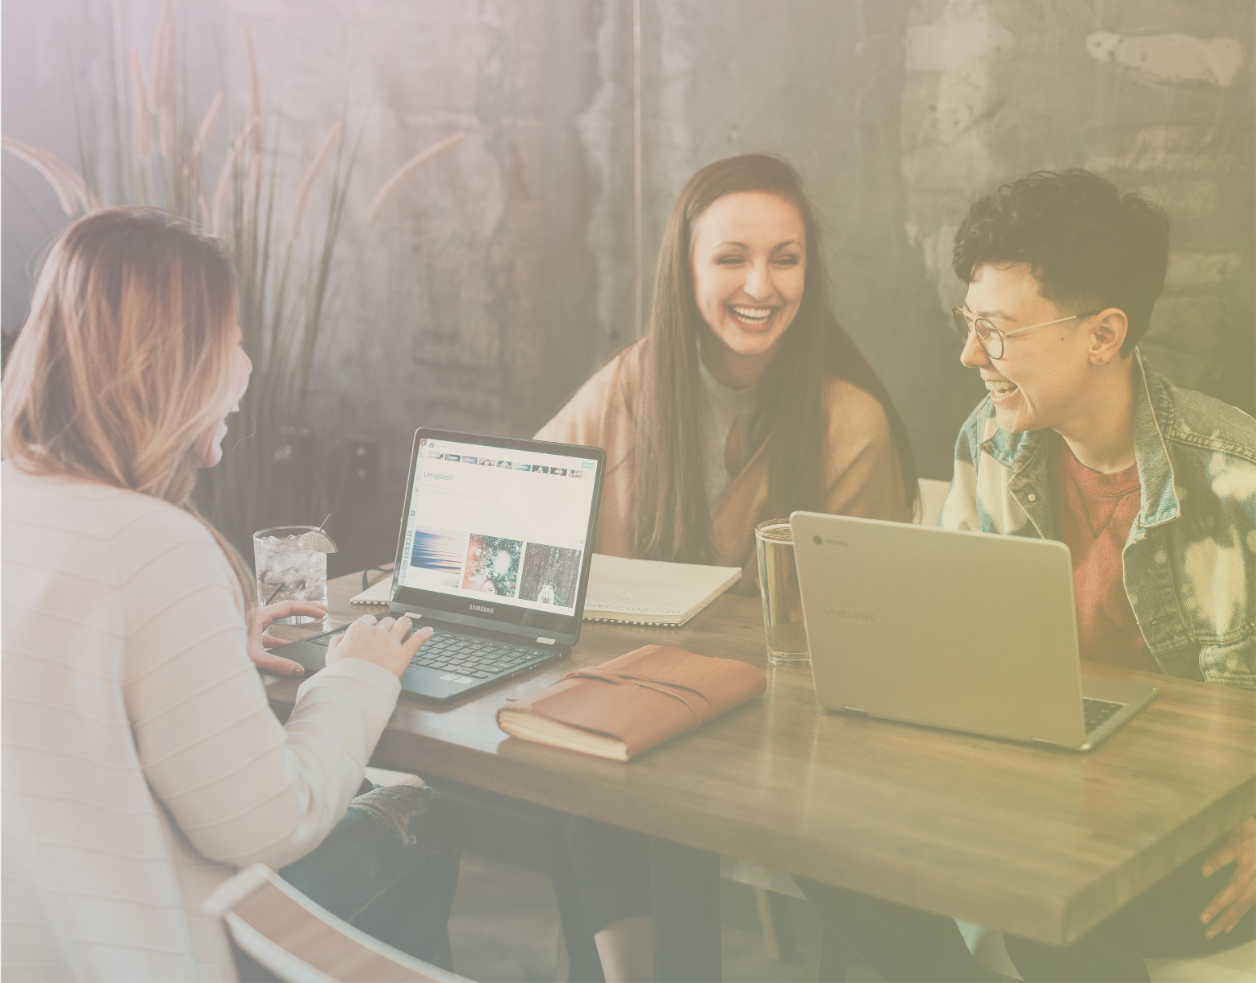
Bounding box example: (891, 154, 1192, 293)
(558, 667, 716, 727)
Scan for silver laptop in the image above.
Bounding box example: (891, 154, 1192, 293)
(790, 512, 1157, 751)
(280, 429, 606, 701)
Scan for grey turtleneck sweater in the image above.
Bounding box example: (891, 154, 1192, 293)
(697, 356, 768, 510)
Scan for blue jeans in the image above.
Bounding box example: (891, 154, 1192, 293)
(278, 782, 461, 965)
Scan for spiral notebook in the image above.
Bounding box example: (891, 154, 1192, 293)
(350, 575, 395, 605)
(580, 554, 741, 626)
(350, 554, 741, 627)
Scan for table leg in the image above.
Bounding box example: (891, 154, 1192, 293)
(650, 837, 721, 982)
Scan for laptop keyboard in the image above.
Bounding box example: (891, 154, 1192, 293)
(309, 626, 544, 679)
(1083, 697, 1125, 733)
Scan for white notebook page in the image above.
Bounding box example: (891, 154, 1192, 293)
(583, 554, 741, 620)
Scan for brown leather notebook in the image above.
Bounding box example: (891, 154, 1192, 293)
(496, 645, 767, 760)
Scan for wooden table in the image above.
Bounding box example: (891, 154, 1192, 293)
(266, 571, 1256, 979)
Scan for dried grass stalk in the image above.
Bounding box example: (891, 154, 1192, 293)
(198, 186, 213, 227)
(186, 91, 222, 228)
(147, 0, 170, 107)
(129, 48, 150, 157)
(155, 19, 176, 158)
(243, 149, 262, 248)
(366, 132, 465, 223)
(241, 22, 261, 155)
(211, 117, 258, 235)
(2, 138, 80, 214)
(190, 90, 224, 164)
(287, 121, 344, 242)
(1, 138, 100, 215)
(46, 147, 102, 212)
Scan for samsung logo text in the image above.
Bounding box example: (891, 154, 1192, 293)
(823, 607, 876, 622)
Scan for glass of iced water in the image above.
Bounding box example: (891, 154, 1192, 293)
(253, 525, 329, 624)
(755, 519, 810, 667)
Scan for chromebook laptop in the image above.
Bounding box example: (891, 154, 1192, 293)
(280, 429, 606, 701)
(790, 512, 1158, 751)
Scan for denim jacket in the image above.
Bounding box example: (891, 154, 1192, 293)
(940, 351, 1256, 689)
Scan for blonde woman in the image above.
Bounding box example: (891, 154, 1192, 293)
(2, 209, 457, 981)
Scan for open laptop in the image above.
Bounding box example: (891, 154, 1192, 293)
(789, 512, 1158, 751)
(279, 429, 606, 701)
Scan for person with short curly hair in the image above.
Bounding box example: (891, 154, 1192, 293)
(799, 168, 1255, 982)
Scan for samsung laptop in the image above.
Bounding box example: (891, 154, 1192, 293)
(790, 513, 1158, 751)
(280, 429, 606, 701)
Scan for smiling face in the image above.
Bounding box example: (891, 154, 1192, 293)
(689, 191, 806, 379)
(196, 324, 252, 467)
(960, 262, 1105, 434)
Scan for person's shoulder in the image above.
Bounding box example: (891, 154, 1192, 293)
(588, 338, 645, 393)
(820, 376, 891, 443)
(2, 465, 226, 598)
(1160, 377, 1256, 466)
(1, 463, 202, 539)
(65, 476, 217, 570)
(537, 340, 643, 440)
(948, 396, 998, 464)
(98, 482, 213, 545)
(956, 395, 997, 442)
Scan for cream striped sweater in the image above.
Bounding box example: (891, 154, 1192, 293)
(1, 463, 402, 981)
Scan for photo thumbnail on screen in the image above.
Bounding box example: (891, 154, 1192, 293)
(518, 543, 582, 607)
(410, 527, 466, 589)
(463, 534, 523, 597)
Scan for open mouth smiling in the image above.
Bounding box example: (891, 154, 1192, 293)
(985, 379, 1020, 404)
(729, 304, 774, 326)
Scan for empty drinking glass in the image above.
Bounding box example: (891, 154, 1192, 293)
(755, 519, 810, 667)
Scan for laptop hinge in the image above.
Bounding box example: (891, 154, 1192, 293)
(536, 637, 556, 646)
(1031, 737, 1057, 746)
(842, 706, 868, 716)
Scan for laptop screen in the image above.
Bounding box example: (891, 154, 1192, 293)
(390, 430, 605, 640)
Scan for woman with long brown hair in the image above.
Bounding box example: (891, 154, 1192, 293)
(537, 154, 917, 980)
(539, 153, 916, 590)
(2, 209, 458, 981)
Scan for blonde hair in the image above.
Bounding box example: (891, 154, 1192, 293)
(2, 207, 255, 607)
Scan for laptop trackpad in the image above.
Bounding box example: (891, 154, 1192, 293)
(275, 628, 345, 675)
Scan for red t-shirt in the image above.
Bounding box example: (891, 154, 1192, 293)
(1049, 434, 1162, 674)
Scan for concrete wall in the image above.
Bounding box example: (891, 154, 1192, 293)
(4, 1, 1253, 520)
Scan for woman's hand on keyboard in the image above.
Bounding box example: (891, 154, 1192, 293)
(248, 601, 329, 677)
(326, 614, 434, 679)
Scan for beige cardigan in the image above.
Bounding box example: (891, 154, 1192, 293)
(536, 342, 912, 592)
(1, 464, 401, 982)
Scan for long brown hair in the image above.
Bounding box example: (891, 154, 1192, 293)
(2, 208, 255, 607)
(632, 154, 918, 562)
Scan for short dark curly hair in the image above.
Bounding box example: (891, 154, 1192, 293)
(952, 169, 1169, 354)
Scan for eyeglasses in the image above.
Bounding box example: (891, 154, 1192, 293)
(951, 308, 1102, 360)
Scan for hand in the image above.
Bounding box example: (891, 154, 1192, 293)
(1201, 815, 1256, 939)
(247, 601, 328, 677)
(326, 614, 433, 679)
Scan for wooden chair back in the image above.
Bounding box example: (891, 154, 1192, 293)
(203, 864, 470, 983)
